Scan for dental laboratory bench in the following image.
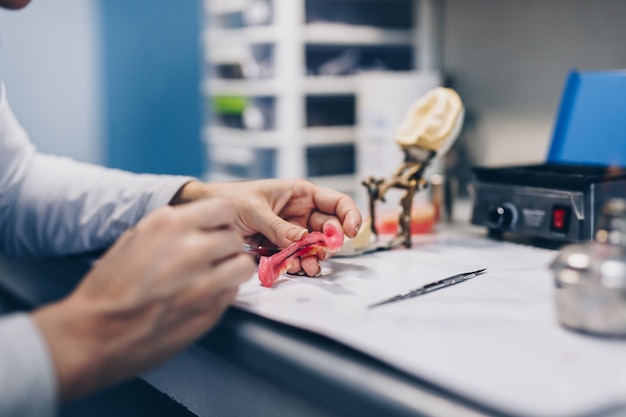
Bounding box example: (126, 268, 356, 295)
(1, 193, 625, 417)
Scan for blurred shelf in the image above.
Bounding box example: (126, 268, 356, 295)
(207, 0, 247, 15)
(210, 143, 257, 164)
(201, 0, 435, 188)
(204, 27, 279, 47)
(207, 76, 360, 96)
(205, 79, 282, 96)
(203, 126, 282, 148)
(205, 126, 355, 149)
(207, 47, 251, 65)
(204, 24, 413, 48)
(305, 127, 355, 146)
(304, 76, 357, 95)
(304, 23, 414, 45)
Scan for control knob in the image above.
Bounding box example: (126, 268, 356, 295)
(487, 203, 518, 229)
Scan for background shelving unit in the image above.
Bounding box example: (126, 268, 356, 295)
(201, 0, 441, 196)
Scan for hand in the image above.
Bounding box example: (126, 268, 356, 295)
(171, 179, 362, 277)
(32, 198, 255, 402)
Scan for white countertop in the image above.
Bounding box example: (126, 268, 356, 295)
(235, 225, 626, 417)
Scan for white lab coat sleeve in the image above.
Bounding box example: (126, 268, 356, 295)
(0, 313, 57, 417)
(0, 82, 194, 257)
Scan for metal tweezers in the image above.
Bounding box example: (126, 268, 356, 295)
(368, 268, 487, 309)
(241, 243, 281, 257)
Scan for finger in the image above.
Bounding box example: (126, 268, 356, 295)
(254, 210, 308, 248)
(210, 253, 256, 289)
(311, 186, 362, 238)
(285, 252, 322, 276)
(196, 229, 244, 266)
(286, 256, 302, 275)
(170, 257, 250, 316)
(161, 287, 239, 354)
(300, 255, 321, 277)
(158, 227, 243, 274)
(177, 197, 236, 230)
(308, 211, 343, 235)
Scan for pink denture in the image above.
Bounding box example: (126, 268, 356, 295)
(258, 224, 344, 288)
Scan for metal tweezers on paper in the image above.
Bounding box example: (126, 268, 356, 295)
(368, 268, 487, 309)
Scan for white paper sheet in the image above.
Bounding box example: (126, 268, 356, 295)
(235, 231, 626, 417)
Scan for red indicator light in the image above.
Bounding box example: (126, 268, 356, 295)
(551, 206, 570, 233)
(553, 208, 566, 229)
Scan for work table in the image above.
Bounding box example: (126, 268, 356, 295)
(1, 223, 625, 417)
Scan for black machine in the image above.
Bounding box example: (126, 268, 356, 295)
(470, 70, 626, 242)
(471, 163, 626, 242)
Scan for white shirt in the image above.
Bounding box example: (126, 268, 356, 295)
(0, 81, 193, 416)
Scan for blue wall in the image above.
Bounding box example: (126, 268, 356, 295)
(0, 1, 103, 165)
(99, 0, 204, 177)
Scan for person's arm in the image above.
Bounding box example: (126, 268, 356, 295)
(1, 152, 192, 257)
(0, 82, 193, 257)
(0, 314, 57, 417)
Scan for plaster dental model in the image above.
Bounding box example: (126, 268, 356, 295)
(336, 217, 375, 257)
(361, 86, 465, 249)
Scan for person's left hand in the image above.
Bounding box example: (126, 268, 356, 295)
(171, 179, 362, 276)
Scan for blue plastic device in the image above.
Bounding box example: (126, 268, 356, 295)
(547, 70, 626, 167)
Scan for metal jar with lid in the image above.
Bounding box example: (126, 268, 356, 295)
(550, 198, 626, 336)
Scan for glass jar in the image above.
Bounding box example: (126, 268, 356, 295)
(550, 198, 626, 336)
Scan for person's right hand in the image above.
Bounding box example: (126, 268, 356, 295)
(32, 198, 255, 402)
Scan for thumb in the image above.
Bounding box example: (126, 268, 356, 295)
(257, 211, 307, 248)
